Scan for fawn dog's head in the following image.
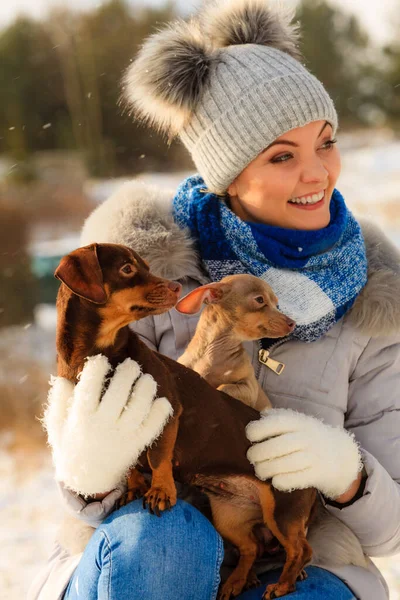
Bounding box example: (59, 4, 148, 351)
(55, 243, 181, 347)
(175, 274, 295, 340)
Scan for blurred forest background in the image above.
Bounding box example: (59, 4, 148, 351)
(0, 0, 400, 597)
(1, 0, 400, 329)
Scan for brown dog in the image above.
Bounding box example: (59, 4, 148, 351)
(55, 242, 316, 600)
(176, 275, 295, 410)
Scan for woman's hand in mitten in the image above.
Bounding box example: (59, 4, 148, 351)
(43, 355, 173, 496)
(246, 408, 362, 500)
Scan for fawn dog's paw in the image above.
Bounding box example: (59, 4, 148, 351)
(244, 568, 260, 590)
(263, 582, 296, 599)
(297, 570, 307, 582)
(142, 485, 177, 517)
(219, 577, 247, 599)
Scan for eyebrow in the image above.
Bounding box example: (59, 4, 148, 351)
(263, 121, 330, 152)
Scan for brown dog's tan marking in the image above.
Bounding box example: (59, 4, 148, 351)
(258, 485, 315, 599)
(210, 494, 260, 599)
(124, 469, 150, 505)
(55, 243, 316, 599)
(96, 287, 160, 348)
(144, 412, 181, 515)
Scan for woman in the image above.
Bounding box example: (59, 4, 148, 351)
(30, 1, 400, 599)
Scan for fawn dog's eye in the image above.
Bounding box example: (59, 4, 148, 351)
(255, 296, 264, 305)
(120, 264, 135, 276)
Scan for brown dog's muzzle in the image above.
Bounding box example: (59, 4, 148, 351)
(145, 280, 182, 306)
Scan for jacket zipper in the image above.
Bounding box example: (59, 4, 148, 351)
(256, 339, 287, 378)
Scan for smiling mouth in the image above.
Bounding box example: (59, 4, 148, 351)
(288, 190, 325, 206)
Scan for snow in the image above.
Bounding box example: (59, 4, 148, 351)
(84, 171, 189, 204)
(29, 236, 81, 259)
(0, 448, 61, 599)
(1, 133, 400, 598)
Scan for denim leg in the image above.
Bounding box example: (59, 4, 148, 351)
(64, 499, 224, 600)
(236, 566, 356, 600)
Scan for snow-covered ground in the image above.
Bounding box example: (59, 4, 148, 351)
(1, 131, 400, 599)
(0, 449, 62, 599)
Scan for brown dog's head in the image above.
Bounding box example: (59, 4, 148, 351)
(175, 274, 295, 340)
(55, 243, 181, 323)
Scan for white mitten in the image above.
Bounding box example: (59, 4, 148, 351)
(43, 355, 173, 496)
(246, 408, 362, 500)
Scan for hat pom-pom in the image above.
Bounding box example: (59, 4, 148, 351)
(122, 20, 215, 136)
(202, 0, 302, 60)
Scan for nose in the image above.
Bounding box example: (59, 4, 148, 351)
(286, 317, 296, 331)
(168, 281, 182, 295)
(300, 157, 328, 184)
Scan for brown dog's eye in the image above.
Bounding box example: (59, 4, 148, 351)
(120, 264, 135, 276)
(255, 296, 264, 305)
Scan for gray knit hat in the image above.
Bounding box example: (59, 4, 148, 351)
(123, 0, 338, 194)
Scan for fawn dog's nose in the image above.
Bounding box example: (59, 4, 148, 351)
(168, 281, 182, 295)
(286, 317, 296, 331)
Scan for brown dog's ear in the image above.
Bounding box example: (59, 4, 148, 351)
(54, 244, 107, 304)
(175, 282, 229, 314)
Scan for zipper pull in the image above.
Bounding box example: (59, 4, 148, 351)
(258, 349, 285, 375)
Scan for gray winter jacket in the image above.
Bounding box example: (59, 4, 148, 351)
(29, 181, 400, 600)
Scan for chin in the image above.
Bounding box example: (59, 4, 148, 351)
(302, 219, 330, 231)
(296, 211, 331, 231)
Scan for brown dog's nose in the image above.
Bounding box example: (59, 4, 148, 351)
(168, 281, 182, 295)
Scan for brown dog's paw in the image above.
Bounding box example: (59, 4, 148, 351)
(117, 471, 150, 509)
(142, 486, 176, 516)
(219, 577, 247, 599)
(118, 481, 150, 508)
(297, 569, 308, 582)
(263, 582, 296, 599)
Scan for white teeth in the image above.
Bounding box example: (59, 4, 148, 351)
(289, 190, 325, 205)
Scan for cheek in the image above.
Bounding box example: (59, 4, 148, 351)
(236, 176, 265, 206)
(328, 148, 342, 183)
(238, 171, 290, 206)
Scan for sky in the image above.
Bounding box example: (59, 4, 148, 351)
(0, 0, 397, 45)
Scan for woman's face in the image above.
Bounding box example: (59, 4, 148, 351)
(227, 120, 341, 230)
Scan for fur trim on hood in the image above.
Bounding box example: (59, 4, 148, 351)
(81, 181, 400, 337)
(350, 218, 400, 337)
(81, 180, 207, 283)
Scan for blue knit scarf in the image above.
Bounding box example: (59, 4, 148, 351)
(172, 175, 368, 342)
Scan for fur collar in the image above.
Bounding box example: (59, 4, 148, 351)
(350, 218, 400, 336)
(81, 180, 400, 337)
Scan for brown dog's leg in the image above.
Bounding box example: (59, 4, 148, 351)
(208, 496, 260, 600)
(143, 417, 179, 516)
(119, 468, 149, 507)
(257, 484, 315, 599)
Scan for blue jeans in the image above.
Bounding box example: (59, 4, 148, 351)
(64, 500, 355, 600)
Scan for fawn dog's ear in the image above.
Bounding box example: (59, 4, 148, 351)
(55, 244, 107, 304)
(175, 282, 230, 314)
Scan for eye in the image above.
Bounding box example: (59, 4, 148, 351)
(270, 153, 293, 164)
(255, 296, 264, 305)
(320, 138, 337, 151)
(120, 263, 135, 276)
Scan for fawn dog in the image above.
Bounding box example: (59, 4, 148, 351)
(176, 276, 295, 411)
(55, 242, 317, 600)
